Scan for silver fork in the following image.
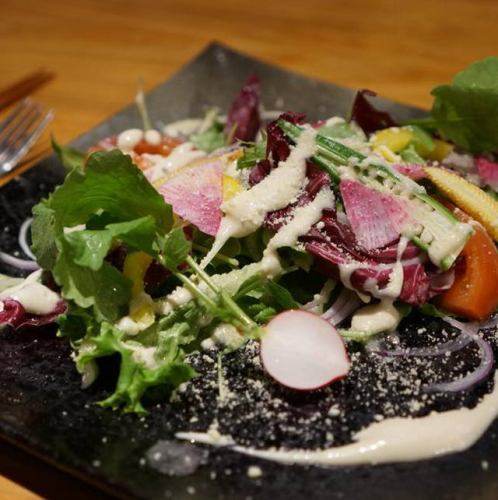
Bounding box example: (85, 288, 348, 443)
(0, 98, 53, 176)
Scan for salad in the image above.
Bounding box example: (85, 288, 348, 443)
(1, 57, 498, 466)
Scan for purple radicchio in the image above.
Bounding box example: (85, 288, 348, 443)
(0, 299, 66, 330)
(350, 89, 398, 134)
(225, 74, 261, 143)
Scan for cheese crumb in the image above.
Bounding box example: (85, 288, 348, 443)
(247, 465, 263, 478)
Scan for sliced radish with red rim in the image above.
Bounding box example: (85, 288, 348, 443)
(260, 310, 350, 391)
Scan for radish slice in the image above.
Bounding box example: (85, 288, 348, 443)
(260, 310, 350, 390)
(340, 179, 412, 250)
(393, 163, 426, 181)
(476, 157, 498, 190)
(157, 160, 223, 236)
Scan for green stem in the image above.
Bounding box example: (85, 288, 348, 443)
(135, 78, 152, 130)
(173, 271, 218, 311)
(186, 255, 256, 331)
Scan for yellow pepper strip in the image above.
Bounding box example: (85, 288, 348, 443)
(123, 251, 155, 326)
(123, 251, 153, 297)
(425, 139, 454, 162)
(223, 175, 243, 201)
(371, 127, 413, 153)
(425, 167, 498, 241)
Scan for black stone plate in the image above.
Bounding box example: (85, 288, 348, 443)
(1, 43, 498, 500)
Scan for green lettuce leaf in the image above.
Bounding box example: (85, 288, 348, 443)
(52, 216, 159, 320)
(31, 202, 58, 269)
(75, 304, 201, 413)
(318, 121, 366, 141)
(49, 150, 172, 232)
(430, 57, 498, 153)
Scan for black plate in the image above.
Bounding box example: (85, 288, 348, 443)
(1, 43, 498, 500)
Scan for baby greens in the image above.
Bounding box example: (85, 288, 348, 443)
(430, 57, 498, 154)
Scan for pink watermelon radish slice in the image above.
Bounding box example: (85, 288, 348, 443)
(340, 179, 412, 251)
(157, 161, 223, 236)
(476, 157, 498, 191)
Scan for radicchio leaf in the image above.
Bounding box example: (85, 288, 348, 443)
(350, 89, 398, 133)
(225, 74, 261, 143)
(265, 163, 329, 232)
(0, 299, 66, 330)
(301, 208, 432, 305)
(249, 112, 307, 186)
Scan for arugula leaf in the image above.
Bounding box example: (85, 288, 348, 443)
(253, 306, 278, 323)
(155, 228, 192, 270)
(190, 114, 226, 153)
(53, 237, 131, 321)
(236, 139, 267, 169)
(49, 150, 172, 232)
(266, 280, 299, 310)
(430, 57, 498, 153)
(234, 274, 299, 323)
(65, 216, 156, 271)
(51, 136, 85, 173)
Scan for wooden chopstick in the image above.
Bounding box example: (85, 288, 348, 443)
(0, 69, 55, 113)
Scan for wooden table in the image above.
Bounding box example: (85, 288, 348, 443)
(1, 0, 497, 495)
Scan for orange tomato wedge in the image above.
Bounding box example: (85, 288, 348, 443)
(439, 221, 498, 321)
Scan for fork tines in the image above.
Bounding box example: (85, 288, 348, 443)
(0, 99, 53, 175)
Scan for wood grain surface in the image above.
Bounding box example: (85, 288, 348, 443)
(1, 0, 498, 496)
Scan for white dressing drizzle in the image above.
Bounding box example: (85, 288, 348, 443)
(201, 128, 318, 268)
(0, 270, 60, 315)
(261, 187, 335, 277)
(351, 301, 400, 335)
(338, 237, 408, 302)
(144, 142, 206, 181)
(177, 373, 498, 466)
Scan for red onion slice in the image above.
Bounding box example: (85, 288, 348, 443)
(477, 316, 498, 331)
(19, 217, 36, 260)
(425, 334, 494, 393)
(0, 252, 39, 271)
(372, 333, 473, 358)
(371, 315, 496, 392)
(322, 288, 361, 326)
